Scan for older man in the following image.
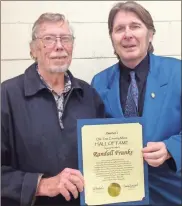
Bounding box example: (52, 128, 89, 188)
(91, 1, 181, 205)
(1, 13, 105, 206)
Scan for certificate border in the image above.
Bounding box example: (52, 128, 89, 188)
(77, 117, 149, 206)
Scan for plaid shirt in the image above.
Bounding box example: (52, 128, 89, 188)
(37, 70, 71, 129)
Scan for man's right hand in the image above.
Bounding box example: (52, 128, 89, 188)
(36, 168, 84, 201)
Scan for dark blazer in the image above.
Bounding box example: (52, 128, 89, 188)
(1, 63, 105, 206)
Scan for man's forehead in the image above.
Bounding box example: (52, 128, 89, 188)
(38, 21, 70, 32)
(114, 11, 143, 24)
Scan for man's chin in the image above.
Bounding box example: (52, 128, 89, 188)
(122, 52, 140, 61)
(47, 65, 69, 73)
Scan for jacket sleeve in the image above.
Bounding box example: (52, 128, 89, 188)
(91, 76, 112, 118)
(92, 88, 106, 118)
(163, 133, 181, 173)
(163, 59, 181, 173)
(1, 82, 40, 206)
(91, 75, 99, 90)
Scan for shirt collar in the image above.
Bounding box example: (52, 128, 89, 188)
(24, 62, 83, 97)
(36, 67, 72, 95)
(119, 53, 149, 81)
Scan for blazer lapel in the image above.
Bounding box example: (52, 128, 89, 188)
(104, 54, 169, 127)
(143, 54, 169, 140)
(105, 63, 124, 117)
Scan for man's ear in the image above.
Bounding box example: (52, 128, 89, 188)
(149, 30, 154, 43)
(29, 42, 37, 61)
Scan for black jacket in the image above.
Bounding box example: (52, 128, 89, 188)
(1, 63, 105, 206)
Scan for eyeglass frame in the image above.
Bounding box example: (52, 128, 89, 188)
(34, 34, 75, 48)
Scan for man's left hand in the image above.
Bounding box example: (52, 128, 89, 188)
(142, 142, 171, 167)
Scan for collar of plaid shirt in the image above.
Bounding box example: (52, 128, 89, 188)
(36, 67, 72, 95)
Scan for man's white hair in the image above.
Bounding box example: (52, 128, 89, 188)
(31, 13, 74, 41)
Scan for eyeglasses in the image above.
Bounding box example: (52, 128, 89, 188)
(35, 34, 75, 48)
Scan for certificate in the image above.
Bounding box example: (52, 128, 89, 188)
(77, 118, 149, 205)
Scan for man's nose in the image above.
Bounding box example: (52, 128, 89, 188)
(55, 38, 64, 49)
(123, 28, 133, 39)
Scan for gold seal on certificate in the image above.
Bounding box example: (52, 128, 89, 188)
(108, 183, 121, 197)
(80, 122, 147, 205)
